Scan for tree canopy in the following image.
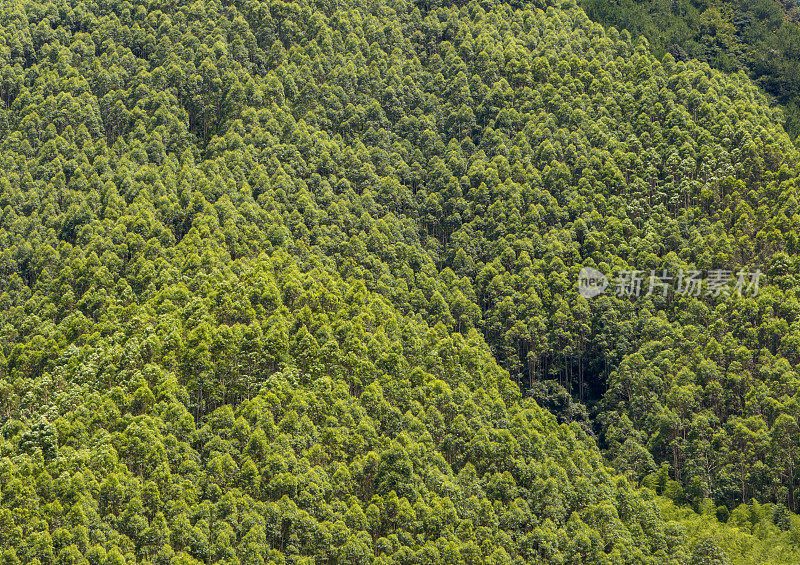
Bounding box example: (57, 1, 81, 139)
(1, 0, 800, 561)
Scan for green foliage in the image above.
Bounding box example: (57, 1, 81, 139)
(657, 497, 800, 565)
(0, 0, 799, 560)
(581, 0, 800, 138)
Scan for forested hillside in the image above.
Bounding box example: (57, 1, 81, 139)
(581, 0, 800, 137)
(1, 0, 800, 561)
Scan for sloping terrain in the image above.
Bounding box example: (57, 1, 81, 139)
(581, 0, 800, 137)
(1, 0, 800, 561)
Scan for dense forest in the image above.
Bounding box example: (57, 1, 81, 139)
(581, 0, 800, 137)
(2, 0, 800, 561)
